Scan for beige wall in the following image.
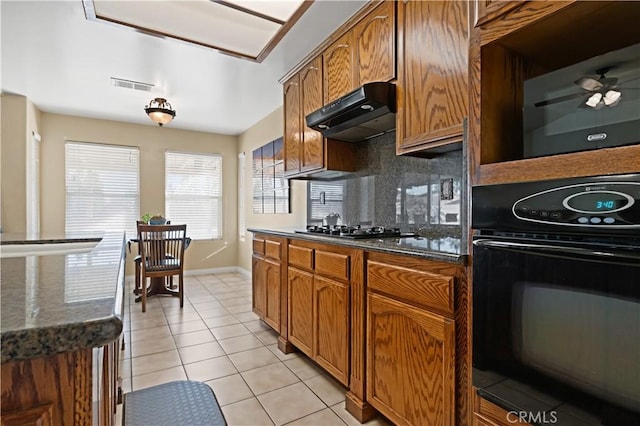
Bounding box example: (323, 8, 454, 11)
(1, 94, 41, 233)
(40, 113, 240, 275)
(1, 97, 306, 275)
(237, 106, 307, 271)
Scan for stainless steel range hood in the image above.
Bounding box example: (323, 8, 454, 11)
(305, 82, 396, 142)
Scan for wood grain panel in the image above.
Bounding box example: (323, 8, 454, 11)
(288, 244, 314, 271)
(348, 248, 365, 391)
(287, 267, 314, 356)
(367, 293, 455, 425)
(315, 250, 350, 282)
(252, 237, 265, 255)
(1, 349, 93, 425)
(475, 0, 523, 27)
(478, 144, 640, 185)
(300, 56, 325, 173)
(323, 32, 355, 104)
(474, 391, 532, 425)
(264, 239, 281, 260)
(396, 0, 468, 154)
(252, 255, 266, 318)
(367, 260, 454, 314)
(474, 412, 500, 426)
(313, 275, 350, 385)
(0, 403, 54, 426)
(456, 264, 471, 426)
(283, 75, 301, 175)
(354, 0, 396, 85)
(265, 258, 281, 331)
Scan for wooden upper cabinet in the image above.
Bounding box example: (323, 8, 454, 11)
(474, 0, 523, 27)
(323, 32, 355, 104)
(396, 0, 469, 156)
(354, 0, 396, 86)
(283, 75, 301, 174)
(300, 57, 325, 172)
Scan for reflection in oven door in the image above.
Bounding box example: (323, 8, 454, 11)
(472, 236, 640, 425)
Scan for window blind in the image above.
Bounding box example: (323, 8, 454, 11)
(308, 181, 344, 222)
(65, 142, 139, 236)
(165, 151, 222, 240)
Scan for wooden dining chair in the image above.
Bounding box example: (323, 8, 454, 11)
(134, 220, 171, 297)
(137, 224, 187, 312)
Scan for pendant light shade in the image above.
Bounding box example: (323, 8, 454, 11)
(144, 98, 176, 126)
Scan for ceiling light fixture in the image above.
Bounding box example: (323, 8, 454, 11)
(144, 97, 176, 126)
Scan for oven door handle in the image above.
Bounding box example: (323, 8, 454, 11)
(473, 239, 640, 264)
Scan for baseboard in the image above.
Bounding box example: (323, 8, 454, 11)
(125, 266, 251, 281)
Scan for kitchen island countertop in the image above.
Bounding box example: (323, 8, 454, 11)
(248, 228, 468, 265)
(0, 231, 126, 363)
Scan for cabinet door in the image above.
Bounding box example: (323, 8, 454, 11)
(300, 56, 325, 172)
(313, 275, 350, 385)
(252, 255, 266, 318)
(367, 293, 455, 425)
(288, 267, 314, 356)
(397, 0, 469, 154)
(323, 32, 355, 104)
(264, 258, 281, 331)
(283, 74, 301, 174)
(354, 0, 396, 85)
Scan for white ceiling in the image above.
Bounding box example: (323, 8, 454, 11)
(1, 0, 366, 135)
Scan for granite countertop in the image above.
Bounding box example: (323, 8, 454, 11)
(1, 232, 126, 363)
(248, 228, 468, 265)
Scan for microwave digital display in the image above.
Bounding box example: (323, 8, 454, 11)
(564, 192, 632, 213)
(522, 42, 640, 159)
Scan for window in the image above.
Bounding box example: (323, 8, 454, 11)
(65, 142, 139, 236)
(165, 151, 222, 240)
(308, 181, 345, 224)
(238, 152, 246, 240)
(252, 137, 289, 214)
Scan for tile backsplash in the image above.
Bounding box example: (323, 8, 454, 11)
(307, 131, 466, 239)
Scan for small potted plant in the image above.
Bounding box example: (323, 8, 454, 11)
(142, 213, 166, 225)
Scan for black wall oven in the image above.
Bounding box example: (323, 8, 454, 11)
(472, 174, 640, 425)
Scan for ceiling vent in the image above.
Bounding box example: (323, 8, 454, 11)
(110, 77, 154, 92)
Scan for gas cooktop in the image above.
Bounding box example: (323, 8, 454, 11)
(296, 225, 415, 239)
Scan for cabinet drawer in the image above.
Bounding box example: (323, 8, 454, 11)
(253, 238, 265, 255)
(367, 260, 453, 314)
(315, 250, 350, 282)
(475, 393, 531, 425)
(265, 240, 282, 260)
(289, 244, 314, 270)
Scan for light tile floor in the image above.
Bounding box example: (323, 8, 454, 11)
(117, 272, 391, 426)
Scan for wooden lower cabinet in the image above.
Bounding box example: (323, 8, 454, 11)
(264, 258, 281, 330)
(365, 251, 464, 425)
(287, 266, 350, 385)
(313, 275, 350, 384)
(253, 235, 468, 424)
(252, 254, 266, 319)
(288, 266, 314, 355)
(252, 234, 286, 333)
(367, 293, 455, 425)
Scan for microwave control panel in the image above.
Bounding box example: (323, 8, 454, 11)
(472, 174, 640, 233)
(512, 182, 640, 228)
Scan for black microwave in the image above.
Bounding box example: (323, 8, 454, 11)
(522, 42, 640, 159)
